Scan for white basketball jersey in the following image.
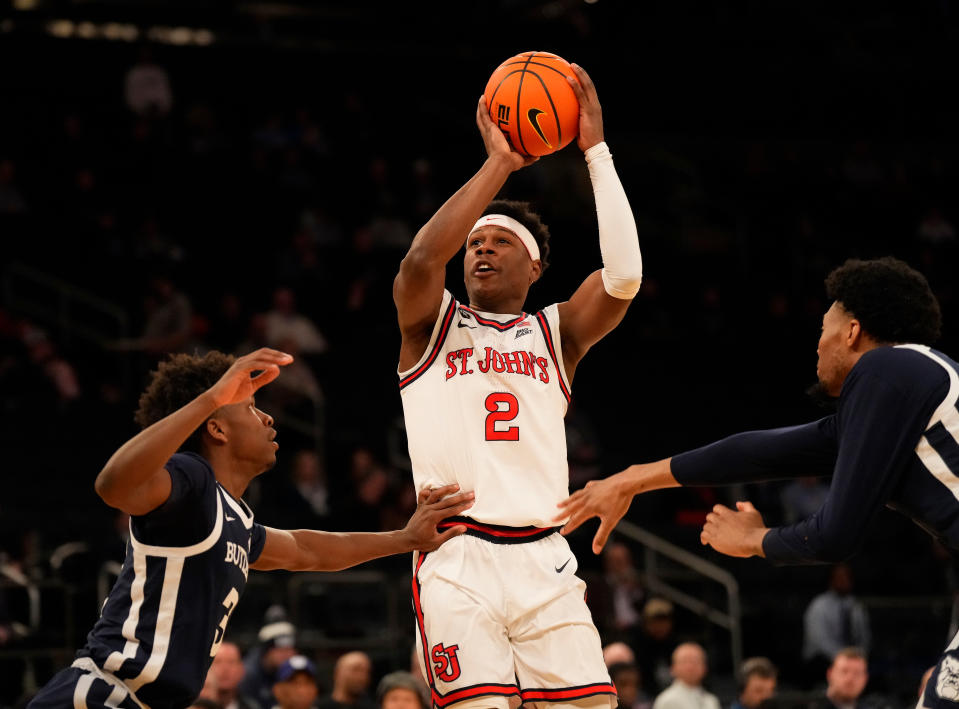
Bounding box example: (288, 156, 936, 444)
(399, 290, 572, 528)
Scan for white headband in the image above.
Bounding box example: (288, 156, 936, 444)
(468, 214, 540, 261)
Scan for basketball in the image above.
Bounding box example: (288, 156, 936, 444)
(484, 51, 580, 157)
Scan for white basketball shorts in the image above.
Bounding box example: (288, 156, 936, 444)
(412, 518, 616, 709)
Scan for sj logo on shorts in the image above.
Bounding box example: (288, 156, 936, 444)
(431, 642, 461, 682)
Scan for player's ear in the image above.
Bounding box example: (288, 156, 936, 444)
(205, 416, 228, 444)
(846, 318, 862, 348)
(529, 259, 543, 284)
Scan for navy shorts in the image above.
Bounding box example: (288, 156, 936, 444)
(28, 664, 143, 709)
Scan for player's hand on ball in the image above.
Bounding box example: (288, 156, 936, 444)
(476, 96, 538, 171)
(700, 501, 769, 558)
(555, 472, 633, 554)
(208, 348, 294, 409)
(567, 64, 604, 152)
(403, 484, 475, 551)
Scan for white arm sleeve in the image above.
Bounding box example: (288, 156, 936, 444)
(585, 141, 643, 299)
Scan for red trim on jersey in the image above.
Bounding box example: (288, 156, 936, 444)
(433, 684, 521, 707)
(535, 311, 571, 402)
(458, 305, 528, 331)
(520, 683, 617, 702)
(412, 550, 521, 707)
(399, 298, 457, 390)
(438, 517, 558, 543)
(412, 551, 434, 687)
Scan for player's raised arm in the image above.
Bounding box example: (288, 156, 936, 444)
(95, 348, 293, 516)
(556, 64, 643, 377)
(393, 97, 537, 370)
(251, 484, 474, 571)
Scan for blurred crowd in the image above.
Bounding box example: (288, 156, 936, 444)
(3, 7, 959, 708)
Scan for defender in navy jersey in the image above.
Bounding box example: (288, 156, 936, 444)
(28, 348, 473, 709)
(557, 257, 959, 709)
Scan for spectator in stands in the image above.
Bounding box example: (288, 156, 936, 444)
(780, 476, 830, 525)
(652, 643, 719, 709)
(273, 449, 331, 529)
(124, 44, 173, 117)
(242, 609, 298, 709)
(803, 565, 870, 684)
(636, 598, 678, 694)
(592, 541, 645, 642)
(317, 651, 376, 709)
(807, 648, 871, 709)
(211, 641, 261, 709)
(273, 656, 321, 709)
(114, 270, 193, 358)
(730, 657, 777, 709)
(375, 671, 429, 709)
(604, 641, 637, 668)
(189, 699, 224, 709)
(608, 662, 652, 709)
(264, 286, 328, 355)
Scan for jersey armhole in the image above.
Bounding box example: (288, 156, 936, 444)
(537, 303, 572, 402)
(398, 290, 456, 389)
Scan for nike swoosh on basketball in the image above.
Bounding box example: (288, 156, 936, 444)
(555, 558, 571, 573)
(527, 108, 553, 148)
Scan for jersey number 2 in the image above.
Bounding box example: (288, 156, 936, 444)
(485, 393, 519, 441)
(210, 586, 239, 658)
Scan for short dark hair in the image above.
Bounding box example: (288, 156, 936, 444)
(738, 656, 777, 691)
(134, 351, 235, 453)
(825, 257, 941, 345)
(482, 199, 551, 273)
(833, 646, 867, 664)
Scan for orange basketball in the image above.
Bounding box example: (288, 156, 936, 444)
(484, 51, 580, 157)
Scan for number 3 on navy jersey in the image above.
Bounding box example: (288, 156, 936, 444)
(210, 586, 239, 657)
(485, 393, 519, 441)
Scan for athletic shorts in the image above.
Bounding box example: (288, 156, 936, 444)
(27, 658, 144, 709)
(412, 518, 616, 709)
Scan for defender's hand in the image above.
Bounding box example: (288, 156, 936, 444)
(403, 484, 475, 552)
(567, 64, 604, 152)
(700, 501, 768, 558)
(476, 96, 538, 171)
(207, 348, 294, 409)
(556, 472, 633, 554)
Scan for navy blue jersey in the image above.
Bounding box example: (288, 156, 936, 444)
(672, 345, 959, 564)
(76, 452, 267, 708)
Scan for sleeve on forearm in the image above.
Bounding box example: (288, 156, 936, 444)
(762, 364, 936, 565)
(585, 142, 642, 299)
(671, 419, 838, 486)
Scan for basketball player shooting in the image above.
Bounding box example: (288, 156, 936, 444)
(393, 64, 642, 709)
(28, 348, 473, 709)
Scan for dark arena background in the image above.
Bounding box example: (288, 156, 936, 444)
(2, 0, 959, 707)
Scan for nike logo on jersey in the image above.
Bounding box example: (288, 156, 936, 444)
(457, 320, 476, 329)
(225, 515, 236, 522)
(555, 558, 571, 573)
(527, 108, 553, 148)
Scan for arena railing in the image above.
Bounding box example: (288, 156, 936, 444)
(615, 520, 743, 671)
